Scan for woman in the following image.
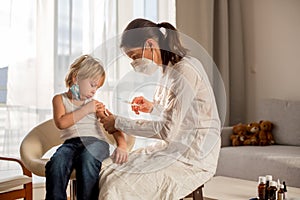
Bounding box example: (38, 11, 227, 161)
(98, 18, 221, 200)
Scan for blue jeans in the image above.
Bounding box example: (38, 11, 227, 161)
(45, 137, 109, 200)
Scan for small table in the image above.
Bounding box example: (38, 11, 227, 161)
(203, 176, 300, 200)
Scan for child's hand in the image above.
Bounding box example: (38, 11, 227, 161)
(85, 100, 104, 114)
(111, 146, 128, 164)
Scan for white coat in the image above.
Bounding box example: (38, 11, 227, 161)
(99, 56, 221, 200)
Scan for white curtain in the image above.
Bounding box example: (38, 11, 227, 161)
(0, 0, 118, 180)
(176, 0, 247, 126)
(1, 0, 175, 181)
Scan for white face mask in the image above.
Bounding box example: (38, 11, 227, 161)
(131, 43, 158, 75)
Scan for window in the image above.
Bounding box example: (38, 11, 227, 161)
(0, 0, 175, 183)
(0, 67, 8, 104)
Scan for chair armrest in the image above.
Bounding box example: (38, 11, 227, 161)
(0, 156, 32, 177)
(220, 127, 233, 147)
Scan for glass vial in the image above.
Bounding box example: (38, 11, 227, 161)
(283, 181, 287, 199)
(265, 175, 272, 200)
(258, 176, 266, 200)
(267, 181, 277, 200)
(277, 184, 285, 200)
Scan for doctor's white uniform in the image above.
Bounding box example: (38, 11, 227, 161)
(99, 56, 221, 200)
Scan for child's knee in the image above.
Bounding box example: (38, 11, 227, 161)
(81, 153, 102, 168)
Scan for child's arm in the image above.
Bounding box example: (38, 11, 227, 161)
(111, 131, 128, 164)
(96, 109, 128, 164)
(52, 94, 103, 129)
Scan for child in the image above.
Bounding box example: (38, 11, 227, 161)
(45, 55, 128, 200)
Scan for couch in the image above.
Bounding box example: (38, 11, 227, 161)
(216, 98, 300, 188)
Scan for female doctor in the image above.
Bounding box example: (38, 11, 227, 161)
(98, 18, 221, 200)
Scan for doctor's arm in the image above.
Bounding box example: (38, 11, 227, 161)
(114, 70, 199, 140)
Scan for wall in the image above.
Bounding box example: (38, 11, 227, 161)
(241, 0, 300, 120)
(176, 0, 300, 122)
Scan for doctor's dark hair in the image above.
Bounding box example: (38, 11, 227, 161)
(120, 18, 188, 66)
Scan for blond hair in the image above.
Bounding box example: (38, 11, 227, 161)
(65, 55, 105, 87)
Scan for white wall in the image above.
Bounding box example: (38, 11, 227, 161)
(176, 0, 300, 121)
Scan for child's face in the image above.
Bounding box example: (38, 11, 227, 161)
(77, 75, 104, 100)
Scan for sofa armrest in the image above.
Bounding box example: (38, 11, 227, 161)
(220, 126, 233, 147)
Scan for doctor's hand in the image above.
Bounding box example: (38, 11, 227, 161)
(98, 109, 118, 134)
(131, 96, 153, 115)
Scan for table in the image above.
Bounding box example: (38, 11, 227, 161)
(203, 176, 300, 200)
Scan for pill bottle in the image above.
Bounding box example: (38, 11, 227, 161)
(277, 184, 285, 200)
(265, 175, 272, 200)
(267, 181, 277, 200)
(257, 176, 266, 200)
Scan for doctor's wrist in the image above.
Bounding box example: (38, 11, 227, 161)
(149, 105, 154, 113)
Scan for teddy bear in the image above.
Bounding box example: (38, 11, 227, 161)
(244, 122, 260, 145)
(230, 123, 248, 146)
(258, 120, 275, 145)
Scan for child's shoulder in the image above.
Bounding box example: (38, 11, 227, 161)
(52, 93, 66, 102)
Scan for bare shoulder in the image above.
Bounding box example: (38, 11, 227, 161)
(52, 93, 64, 105)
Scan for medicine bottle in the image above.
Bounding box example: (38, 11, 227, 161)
(267, 181, 277, 200)
(257, 176, 266, 200)
(265, 175, 272, 200)
(283, 181, 287, 199)
(277, 184, 285, 200)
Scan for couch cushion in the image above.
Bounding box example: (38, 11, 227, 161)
(258, 99, 300, 146)
(216, 145, 300, 188)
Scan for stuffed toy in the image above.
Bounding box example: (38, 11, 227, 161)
(244, 122, 260, 145)
(230, 123, 248, 146)
(258, 120, 275, 145)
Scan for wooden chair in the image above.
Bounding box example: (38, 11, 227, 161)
(0, 156, 32, 200)
(181, 185, 204, 200)
(19, 119, 135, 200)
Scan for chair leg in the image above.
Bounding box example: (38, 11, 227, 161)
(193, 185, 204, 200)
(181, 184, 204, 200)
(24, 182, 33, 200)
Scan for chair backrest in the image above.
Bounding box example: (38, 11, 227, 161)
(20, 119, 61, 177)
(20, 119, 135, 177)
